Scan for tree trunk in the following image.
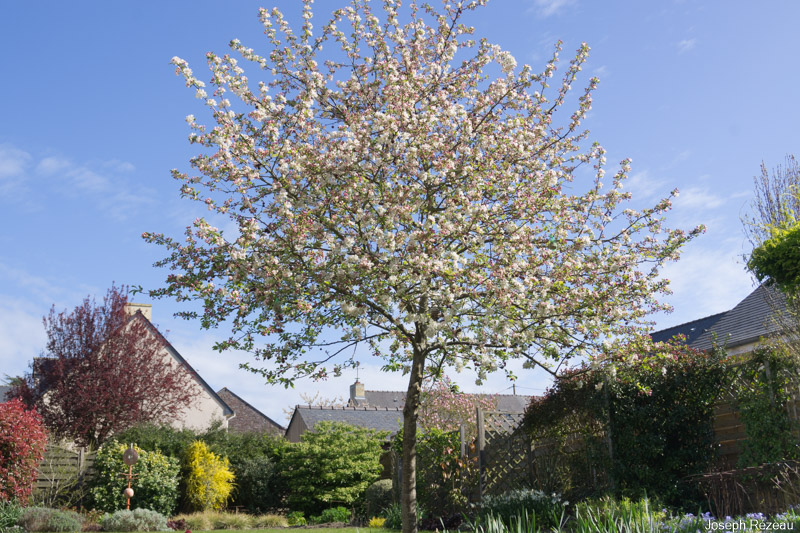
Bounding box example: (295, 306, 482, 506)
(401, 345, 427, 533)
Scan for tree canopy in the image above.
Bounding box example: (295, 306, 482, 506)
(145, 1, 700, 530)
(11, 285, 201, 447)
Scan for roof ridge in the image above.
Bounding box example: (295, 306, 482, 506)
(297, 404, 404, 411)
(651, 310, 728, 334)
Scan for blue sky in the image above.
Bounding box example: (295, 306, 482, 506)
(2, 0, 798, 423)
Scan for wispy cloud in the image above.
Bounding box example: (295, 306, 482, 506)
(655, 242, 754, 329)
(677, 38, 697, 54)
(530, 0, 577, 18)
(2, 143, 155, 220)
(593, 65, 609, 78)
(0, 144, 32, 179)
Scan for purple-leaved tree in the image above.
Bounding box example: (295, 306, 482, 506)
(145, 2, 701, 531)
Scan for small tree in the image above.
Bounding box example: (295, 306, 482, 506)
(418, 376, 496, 437)
(146, 2, 701, 530)
(283, 422, 386, 515)
(11, 285, 201, 447)
(0, 399, 48, 503)
(184, 440, 235, 511)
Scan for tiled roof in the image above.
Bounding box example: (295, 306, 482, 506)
(217, 388, 285, 435)
(691, 284, 786, 351)
(650, 284, 788, 351)
(649, 312, 727, 345)
(294, 405, 404, 434)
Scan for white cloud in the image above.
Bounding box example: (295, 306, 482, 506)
(0, 299, 45, 381)
(677, 38, 697, 54)
(67, 166, 111, 192)
(36, 156, 72, 176)
(655, 242, 754, 329)
(0, 144, 32, 179)
(593, 65, 609, 78)
(531, 0, 577, 17)
(0, 143, 153, 218)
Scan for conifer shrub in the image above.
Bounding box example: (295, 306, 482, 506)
(364, 479, 393, 518)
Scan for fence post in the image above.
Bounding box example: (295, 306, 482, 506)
(459, 424, 466, 458)
(477, 407, 486, 500)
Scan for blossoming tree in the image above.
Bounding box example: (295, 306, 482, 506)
(145, 1, 701, 530)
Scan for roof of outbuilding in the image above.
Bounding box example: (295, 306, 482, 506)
(292, 405, 404, 434)
(650, 284, 787, 351)
(0, 385, 10, 402)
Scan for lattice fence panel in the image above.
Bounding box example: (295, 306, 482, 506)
(479, 411, 532, 496)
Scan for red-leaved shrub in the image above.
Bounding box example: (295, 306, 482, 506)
(0, 398, 47, 502)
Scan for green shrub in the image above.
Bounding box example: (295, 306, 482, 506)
(0, 500, 22, 529)
(100, 509, 168, 532)
(478, 489, 566, 529)
(184, 440, 235, 511)
(364, 479, 393, 518)
(112, 424, 197, 460)
(524, 343, 728, 506)
(17, 507, 83, 532)
(286, 511, 306, 526)
(90, 443, 180, 516)
(115, 422, 289, 513)
(392, 428, 476, 517)
(310, 506, 350, 524)
(229, 455, 284, 513)
(283, 422, 387, 515)
(382, 503, 424, 530)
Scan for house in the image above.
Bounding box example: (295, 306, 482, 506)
(14, 304, 234, 433)
(216, 387, 285, 436)
(124, 305, 234, 431)
(650, 284, 788, 355)
(285, 378, 533, 442)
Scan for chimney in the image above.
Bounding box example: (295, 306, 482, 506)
(350, 379, 365, 406)
(124, 303, 152, 321)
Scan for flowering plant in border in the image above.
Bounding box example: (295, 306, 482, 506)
(145, 1, 702, 530)
(0, 398, 47, 503)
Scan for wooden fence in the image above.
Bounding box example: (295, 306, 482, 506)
(34, 443, 96, 507)
(475, 365, 800, 510)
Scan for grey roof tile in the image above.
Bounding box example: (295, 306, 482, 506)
(690, 284, 786, 351)
(295, 405, 404, 434)
(650, 284, 788, 352)
(649, 312, 727, 345)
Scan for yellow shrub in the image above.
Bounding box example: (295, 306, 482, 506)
(184, 440, 235, 511)
(369, 517, 387, 528)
